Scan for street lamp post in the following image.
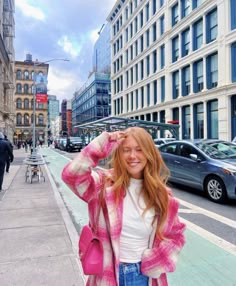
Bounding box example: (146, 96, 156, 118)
(32, 58, 69, 157)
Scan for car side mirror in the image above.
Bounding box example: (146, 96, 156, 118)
(190, 154, 199, 162)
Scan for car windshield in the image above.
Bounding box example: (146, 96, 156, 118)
(195, 142, 229, 159)
(69, 137, 82, 142)
(209, 142, 236, 157)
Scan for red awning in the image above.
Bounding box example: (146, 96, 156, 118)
(167, 120, 179, 124)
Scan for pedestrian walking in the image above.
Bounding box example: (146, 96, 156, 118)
(0, 132, 14, 191)
(62, 127, 186, 286)
(4, 135, 13, 173)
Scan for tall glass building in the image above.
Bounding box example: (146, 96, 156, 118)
(72, 72, 111, 128)
(108, 0, 236, 140)
(93, 23, 111, 73)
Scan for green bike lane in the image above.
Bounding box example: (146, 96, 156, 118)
(41, 148, 236, 286)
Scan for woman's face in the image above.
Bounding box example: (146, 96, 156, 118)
(121, 135, 147, 179)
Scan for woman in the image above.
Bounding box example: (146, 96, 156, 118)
(62, 127, 186, 286)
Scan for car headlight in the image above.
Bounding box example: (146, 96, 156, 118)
(222, 167, 236, 176)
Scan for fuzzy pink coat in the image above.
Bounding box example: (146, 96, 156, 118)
(62, 132, 186, 286)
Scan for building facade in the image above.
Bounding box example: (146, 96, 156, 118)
(15, 55, 49, 144)
(0, 0, 15, 141)
(72, 72, 111, 133)
(92, 23, 111, 73)
(108, 0, 236, 140)
(48, 94, 59, 138)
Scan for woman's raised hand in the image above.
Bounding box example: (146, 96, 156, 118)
(108, 131, 126, 143)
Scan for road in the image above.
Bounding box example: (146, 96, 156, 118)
(41, 147, 236, 286)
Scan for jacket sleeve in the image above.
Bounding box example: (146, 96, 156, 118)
(61, 132, 119, 203)
(141, 195, 186, 278)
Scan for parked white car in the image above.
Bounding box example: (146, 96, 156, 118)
(154, 137, 176, 146)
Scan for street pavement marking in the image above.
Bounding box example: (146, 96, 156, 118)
(180, 217, 236, 256)
(177, 198, 236, 229)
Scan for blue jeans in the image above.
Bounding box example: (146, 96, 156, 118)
(119, 262, 148, 286)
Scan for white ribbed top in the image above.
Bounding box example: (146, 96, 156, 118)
(120, 178, 155, 263)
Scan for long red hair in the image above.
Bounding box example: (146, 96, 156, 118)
(103, 127, 170, 239)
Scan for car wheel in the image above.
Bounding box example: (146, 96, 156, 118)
(204, 175, 227, 203)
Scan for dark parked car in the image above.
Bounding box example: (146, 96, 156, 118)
(65, 137, 83, 152)
(159, 140, 236, 203)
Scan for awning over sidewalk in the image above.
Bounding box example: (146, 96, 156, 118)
(73, 116, 179, 139)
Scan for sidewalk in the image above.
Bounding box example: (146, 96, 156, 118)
(0, 149, 86, 286)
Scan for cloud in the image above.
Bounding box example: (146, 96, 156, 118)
(15, 0, 46, 21)
(57, 36, 81, 58)
(15, 0, 117, 103)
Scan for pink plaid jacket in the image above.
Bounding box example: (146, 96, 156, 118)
(62, 132, 186, 286)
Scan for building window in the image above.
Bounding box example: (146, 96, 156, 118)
(130, 23, 133, 38)
(160, 44, 165, 69)
(152, 22, 157, 42)
(126, 71, 129, 87)
(172, 107, 179, 122)
(24, 98, 29, 109)
(172, 36, 179, 62)
(131, 92, 134, 111)
(125, 7, 129, 20)
(194, 103, 204, 139)
(140, 35, 144, 52)
(193, 59, 203, 92)
(146, 55, 150, 76)
(231, 0, 236, 30)
(135, 63, 139, 82)
(16, 83, 22, 93)
(146, 29, 150, 47)
(182, 105, 191, 139)
(172, 71, 179, 99)
(181, 0, 190, 18)
(16, 98, 22, 109)
(24, 70, 29, 80)
(206, 53, 218, 89)
(160, 0, 164, 8)
(136, 90, 138, 109)
(193, 18, 203, 51)
(125, 27, 128, 42)
(141, 60, 144, 79)
(130, 67, 134, 85)
(192, 0, 203, 9)
(182, 65, 190, 96)
(181, 28, 190, 57)
(153, 50, 157, 73)
(16, 113, 22, 125)
(172, 3, 179, 26)
(38, 114, 44, 125)
(152, 0, 157, 15)
(135, 16, 138, 33)
(206, 8, 217, 43)
(146, 3, 149, 22)
(24, 84, 29, 94)
(24, 114, 30, 125)
(207, 100, 218, 139)
(160, 15, 165, 35)
(140, 10, 144, 28)
(161, 76, 165, 102)
(153, 80, 157, 104)
(232, 42, 236, 82)
(135, 40, 138, 56)
(16, 70, 22, 80)
(147, 84, 150, 106)
(141, 87, 144, 108)
(126, 94, 129, 112)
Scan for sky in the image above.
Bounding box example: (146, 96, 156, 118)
(15, 0, 116, 103)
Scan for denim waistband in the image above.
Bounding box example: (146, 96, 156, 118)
(119, 262, 141, 274)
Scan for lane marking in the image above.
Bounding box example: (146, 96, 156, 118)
(181, 217, 236, 256)
(177, 198, 236, 229)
